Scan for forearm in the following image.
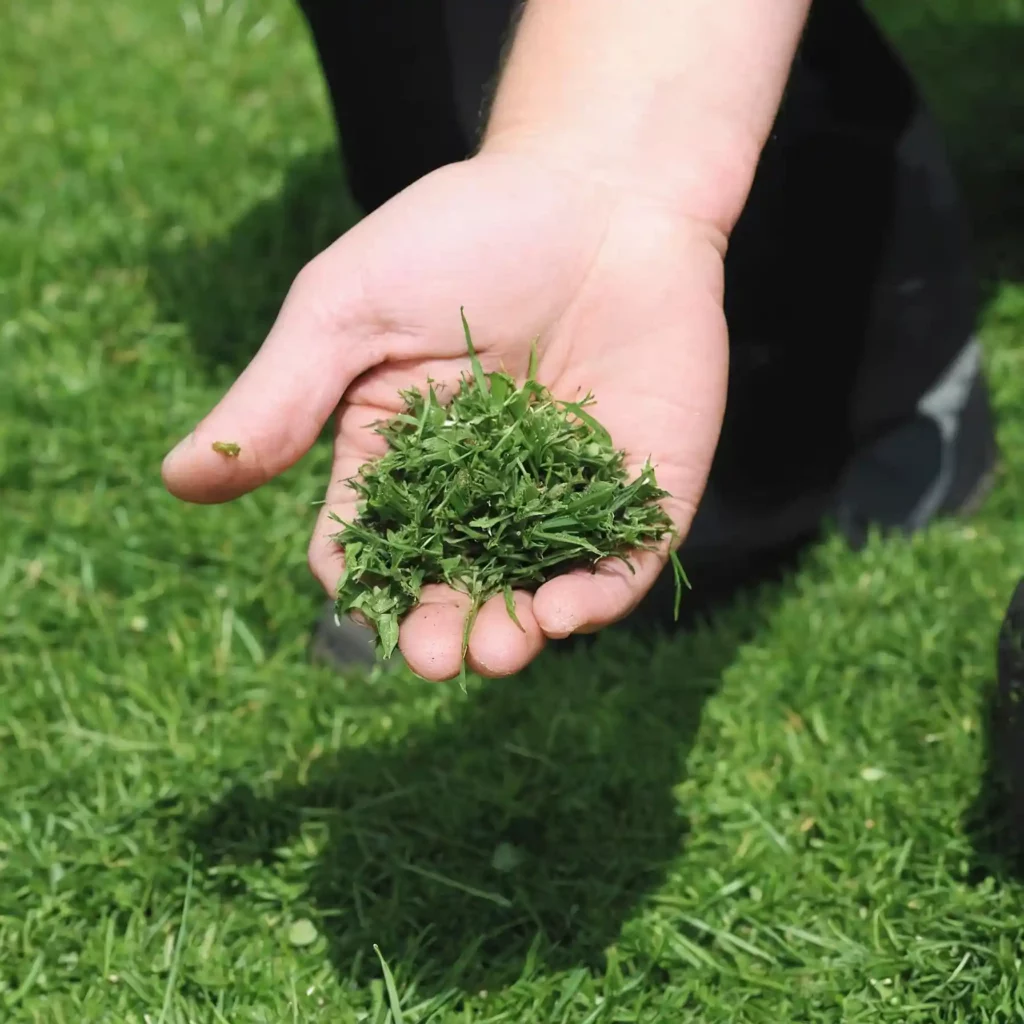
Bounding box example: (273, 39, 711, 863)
(482, 0, 813, 236)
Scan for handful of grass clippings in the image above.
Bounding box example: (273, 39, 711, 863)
(330, 311, 686, 672)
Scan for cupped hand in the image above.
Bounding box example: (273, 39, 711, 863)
(162, 151, 729, 681)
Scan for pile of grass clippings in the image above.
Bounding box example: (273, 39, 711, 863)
(331, 311, 686, 674)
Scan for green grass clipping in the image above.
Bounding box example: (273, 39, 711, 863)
(331, 310, 687, 674)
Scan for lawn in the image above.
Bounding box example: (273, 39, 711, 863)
(2, 0, 1024, 1021)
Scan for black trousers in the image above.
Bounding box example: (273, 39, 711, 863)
(296, 0, 977, 508)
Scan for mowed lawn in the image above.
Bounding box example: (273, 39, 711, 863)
(2, 1, 1024, 1021)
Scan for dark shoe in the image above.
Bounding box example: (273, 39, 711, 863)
(674, 335, 998, 563)
(833, 337, 999, 550)
(993, 579, 1024, 825)
(309, 602, 382, 670)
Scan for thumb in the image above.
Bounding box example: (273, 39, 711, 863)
(161, 257, 375, 504)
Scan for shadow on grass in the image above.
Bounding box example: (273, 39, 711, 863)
(143, 0, 1024, 998)
(183, 548, 805, 997)
(965, 578, 1024, 882)
(146, 148, 360, 381)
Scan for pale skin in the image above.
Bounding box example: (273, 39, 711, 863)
(162, 0, 814, 682)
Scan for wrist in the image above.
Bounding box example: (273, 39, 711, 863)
(481, 108, 763, 241)
(477, 0, 811, 238)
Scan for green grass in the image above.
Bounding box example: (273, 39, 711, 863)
(2, 0, 1024, 1020)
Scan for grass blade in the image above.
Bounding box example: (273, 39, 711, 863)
(460, 306, 487, 398)
(157, 853, 195, 1024)
(373, 945, 406, 1024)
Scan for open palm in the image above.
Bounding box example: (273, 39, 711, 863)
(162, 152, 729, 680)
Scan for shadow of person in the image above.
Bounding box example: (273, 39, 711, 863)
(148, 1, 1023, 1001)
(146, 148, 361, 382)
(183, 577, 787, 998)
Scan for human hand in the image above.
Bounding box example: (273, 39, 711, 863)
(162, 151, 729, 680)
